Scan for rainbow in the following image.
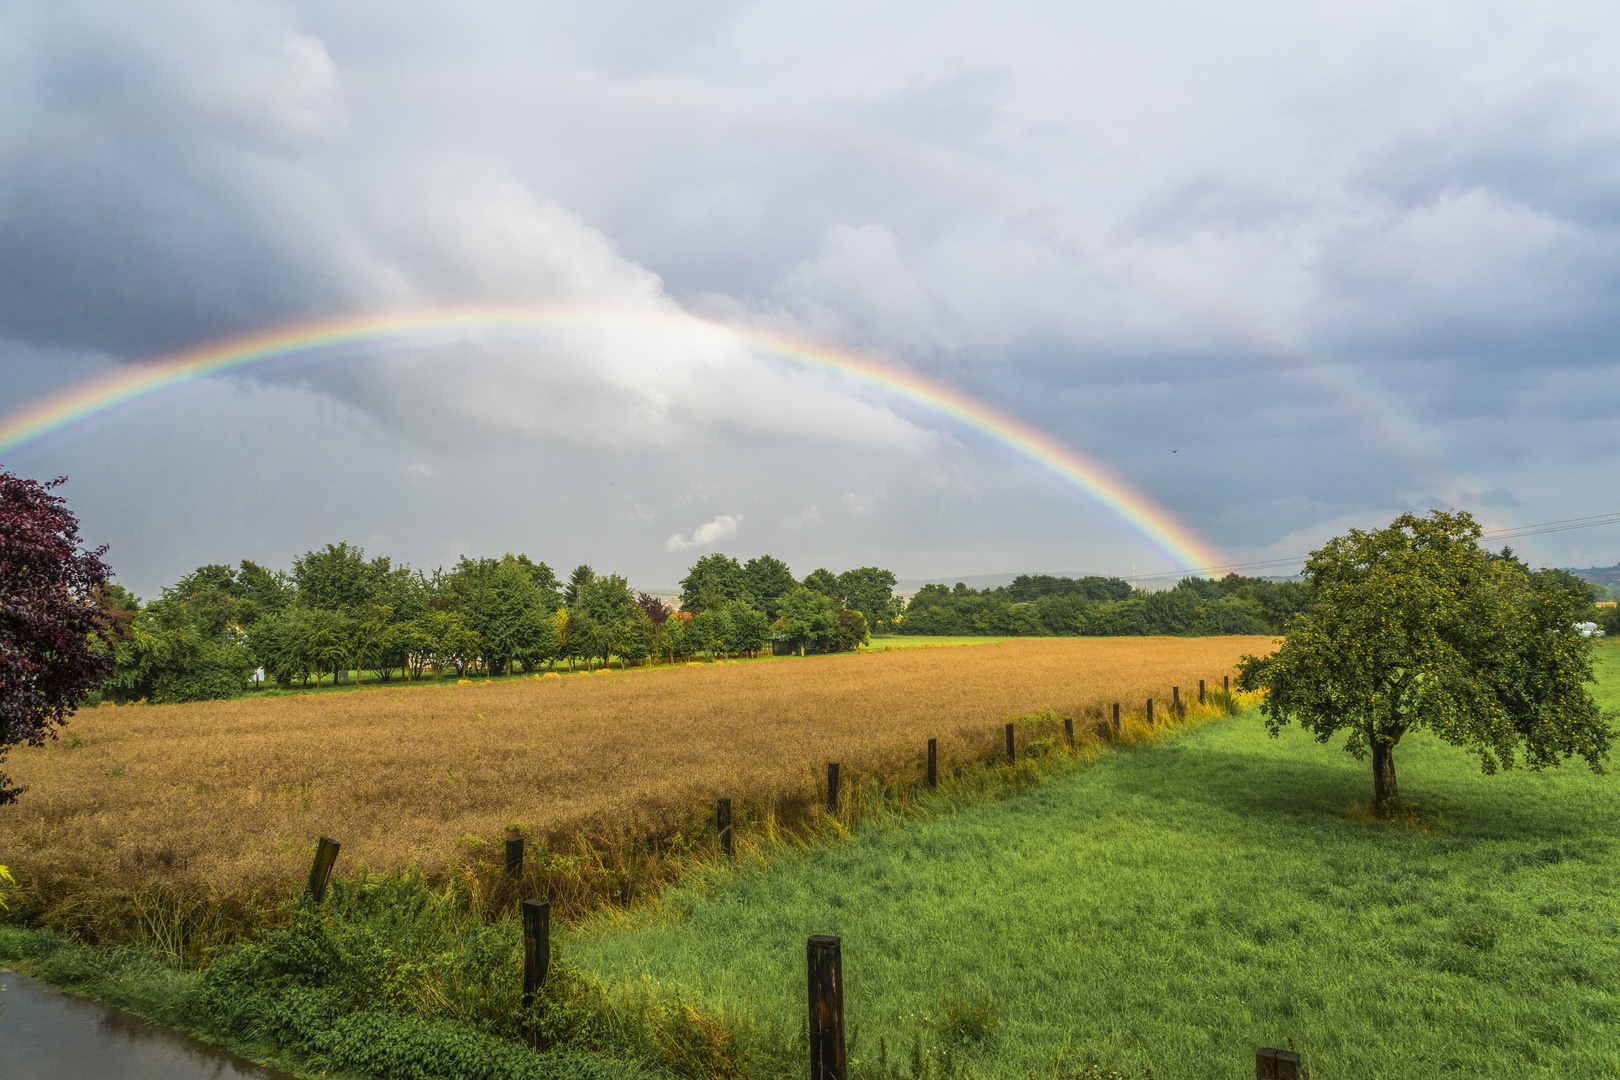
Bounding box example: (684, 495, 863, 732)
(0, 73, 1469, 500)
(0, 308, 1225, 571)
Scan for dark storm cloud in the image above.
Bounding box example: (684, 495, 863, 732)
(3, 0, 1620, 586)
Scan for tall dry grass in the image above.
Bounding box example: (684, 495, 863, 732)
(0, 637, 1267, 948)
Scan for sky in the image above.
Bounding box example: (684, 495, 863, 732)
(2, 0, 1619, 598)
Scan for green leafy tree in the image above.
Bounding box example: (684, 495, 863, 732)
(512, 554, 563, 611)
(774, 585, 838, 654)
(834, 567, 900, 633)
(292, 543, 378, 611)
(833, 607, 870, 652)
(618, 607, 654, 667)
(565, 608, 605, 670)
(743, 555, 796, 621)
(109, 604, 198, 700)
(801, 567, 839, 597)
(692, 607, 732, 659)
(725, 600, 770, 657)
(109, 581, 256, 703)
(514, 602, 560, 673)
(412, 609, 478, 676)
(660, 613, 692, 663)
(680, 553, 750, 614)
(236, 560, 293, 618)
(349, 604, 398, 681)
(563, 564, 596, 607)
(458, 556, 548, 676)
(578, 573, 638, 665)
(395, 618, 435, 680)
(304, 608, 356, 687)
(1237, 510, 1613, 809)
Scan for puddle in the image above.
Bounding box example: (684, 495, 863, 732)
(0, 968, 297, 1080)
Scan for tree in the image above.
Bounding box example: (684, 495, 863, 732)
(563, 564, 595, 607)
(680, 553, 750, 614)
(743, 555, 796, 621)
(833, 607, 870, 652)
(691, 607, 732, 659)
(109, 598, 254, 703)
(236, 560, 293, 619)
(579, 573, 637, 666)
(801, 567, 840, 598)
(1237, 510, 1613, 809)
(0, 470, 114, 803)
(304, 609, 356, 687)
(618, 608, 654, 667)
(774, 585, 838, 654)
(636, 592, 670, 626)
(834, 567, 900, 633)
(291, 543, 378, 611)
(349, 604, 398, 681)
(512, 554, 563, 611)
(459, 556, 547, 676)
(661, 613, 693, 664)
(725, 600, 770, 657)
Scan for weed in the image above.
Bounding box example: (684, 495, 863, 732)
(919, 991, 999, 1045)
(1344, 797, 1446, 832)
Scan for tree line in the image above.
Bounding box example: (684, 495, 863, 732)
(898, 573, 1308, 636)
(85, 536, 1620, 706)
(98, 546, 898, 704)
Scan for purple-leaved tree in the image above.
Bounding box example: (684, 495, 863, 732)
(1, 469, 113, 804)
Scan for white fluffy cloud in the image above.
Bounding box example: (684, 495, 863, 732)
(666, 513, 743, 551)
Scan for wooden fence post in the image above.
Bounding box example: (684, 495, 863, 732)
(827, 762, 840, 814)
(505, 836, 524, 877)
(1173, 686, 1182, 718)
(1199, 679, 1206, 705)
(1111, 703, 1120, 736)
(808, 935, 847, 1080)
(926, 739, 937, 788)
(1225, 675, 1230, 693)
(1146, 698, 1154, 725)
(1255, 1047, 1301, 1079)
(1005, 722, 1015, 764)
(1063, 717, 1074, 746)
(308, 837, 340, 902)
(522, 899, 551, 1005)
(718, 798, 733, 856)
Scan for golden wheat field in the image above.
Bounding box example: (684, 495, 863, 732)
(0, 637, 1267, 934)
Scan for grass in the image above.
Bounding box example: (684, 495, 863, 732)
(0, 674, 1242, 1080)
(7, 640, 1611, 1079)
(0, 636, 1265, 949)
(565, 643, 1620, 1080)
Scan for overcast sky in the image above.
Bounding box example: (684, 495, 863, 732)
(3, 0, 1619, 598)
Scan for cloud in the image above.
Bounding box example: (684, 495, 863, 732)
(1465, 488, 1521, 508)
(840, 492, 877, 515)
(666, 513, 742, 551)
(7, 0, 1620, 584)
(784, 505, 822, 529)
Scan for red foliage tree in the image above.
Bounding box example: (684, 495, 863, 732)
(1, 470, 113, 804)
(636, 591, 670, 626)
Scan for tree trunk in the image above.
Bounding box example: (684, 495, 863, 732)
(1371, 737, 1397, 804)
(1371, 723, 1406, 808)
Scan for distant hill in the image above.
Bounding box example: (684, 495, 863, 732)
(1569, 563, 1620, 588)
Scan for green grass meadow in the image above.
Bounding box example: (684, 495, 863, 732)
(569, 641, 1620, 1080)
